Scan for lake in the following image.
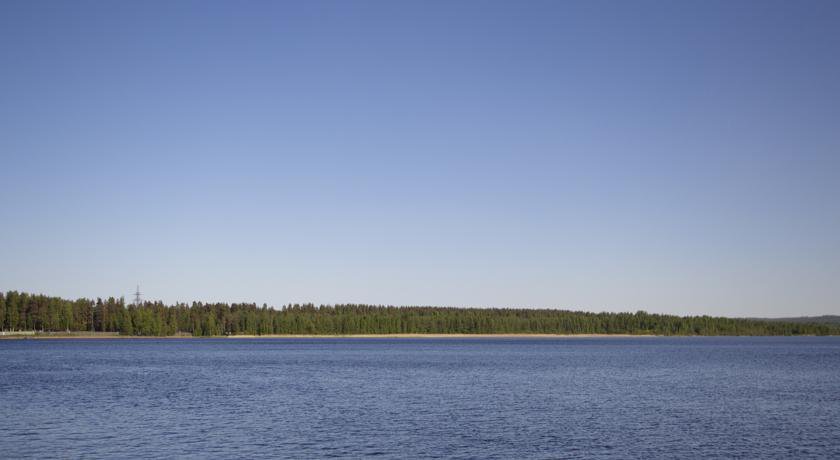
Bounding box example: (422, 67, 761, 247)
(1, 337, 839, 458)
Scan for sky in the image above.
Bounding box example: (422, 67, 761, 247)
(1, 1, 839, 317)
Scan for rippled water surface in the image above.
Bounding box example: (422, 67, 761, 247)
(1, 337, 839, 458)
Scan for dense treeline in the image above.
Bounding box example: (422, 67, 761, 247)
(760, 315, 840, 325)
(1, 290, 837, 336)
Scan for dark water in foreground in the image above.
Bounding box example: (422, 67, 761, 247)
(1, 338, 839, 459)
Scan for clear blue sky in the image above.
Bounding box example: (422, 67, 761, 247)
(1, 1, 838, 317)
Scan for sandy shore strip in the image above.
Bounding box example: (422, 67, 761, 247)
(221, 333, 656, 339)
(1, 333, 659, 340)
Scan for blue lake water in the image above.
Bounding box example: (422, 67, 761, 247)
(1, 337, 839, 459)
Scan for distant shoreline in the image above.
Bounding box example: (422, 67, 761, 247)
(3, 333, 834, 340)
(5, 291, 837, 337)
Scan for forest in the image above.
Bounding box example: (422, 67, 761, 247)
(1, 290, 837, 337)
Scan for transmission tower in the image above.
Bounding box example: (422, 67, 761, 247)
(133, 285, 142, 307)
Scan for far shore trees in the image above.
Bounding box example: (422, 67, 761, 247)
(1, 290, 837, 337)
